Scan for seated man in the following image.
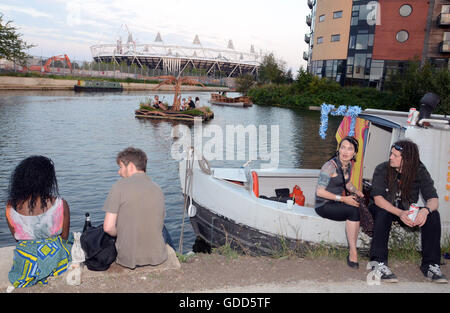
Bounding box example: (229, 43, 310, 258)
(102, 147, 168, 269)
(369, 140, 447, 284)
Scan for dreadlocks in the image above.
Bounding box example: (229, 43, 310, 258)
(387, 139, 420, 203)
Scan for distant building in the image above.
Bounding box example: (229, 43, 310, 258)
(90, 29, 261, 78)
(304, 0, 450, 88)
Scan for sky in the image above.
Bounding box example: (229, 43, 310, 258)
(0, 0, 311, 72)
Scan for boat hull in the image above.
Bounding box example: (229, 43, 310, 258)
(209, 101, 251, 107)
(190, 198, 312, 256)
(74, 85, 123, 92)
(179, 160, 358, 256)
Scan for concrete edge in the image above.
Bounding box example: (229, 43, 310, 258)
(0, 244, 180, 290)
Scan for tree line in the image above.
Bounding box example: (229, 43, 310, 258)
(237, 53, 449, 115)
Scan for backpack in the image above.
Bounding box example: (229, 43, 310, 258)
(80, 224, 117, 271)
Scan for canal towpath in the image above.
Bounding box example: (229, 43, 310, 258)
(1, 245, 449, 293)
(0, 76, 230, 91)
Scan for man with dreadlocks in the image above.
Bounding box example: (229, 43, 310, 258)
(368, 140, 447, 283)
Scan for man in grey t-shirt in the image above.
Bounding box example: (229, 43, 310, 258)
(102, 147, 168, 269)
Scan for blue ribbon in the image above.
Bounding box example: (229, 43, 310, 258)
(319, 104, 362, 139)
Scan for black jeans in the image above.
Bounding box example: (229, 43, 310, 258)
(315, 201, 360, 222)
(369, 204, 442, 267)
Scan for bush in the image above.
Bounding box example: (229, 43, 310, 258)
(384, 62, 450, 114)
(248, 76, 394, 110)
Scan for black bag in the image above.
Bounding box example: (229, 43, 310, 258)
(338, 163, 374, 237)
(80, 224, 117, 271)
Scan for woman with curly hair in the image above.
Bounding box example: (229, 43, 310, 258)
(5, 156, 72, 288)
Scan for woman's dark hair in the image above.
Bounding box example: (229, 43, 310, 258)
(387, 139, 420, 202)
(333, 136, 359, 161)
(8, 156, 59, 212)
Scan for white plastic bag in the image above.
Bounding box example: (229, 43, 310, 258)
(66, 232, 85, 286)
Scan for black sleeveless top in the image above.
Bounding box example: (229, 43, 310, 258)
(315, 156, 351, 208)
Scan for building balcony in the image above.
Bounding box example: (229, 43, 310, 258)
(306, 15, 312, 27)
(438, 13, 450, 26)
(439, 41, 450, 53)
(307, 0, 313, 9)
(303, 51, 309, 61)
(304, 34, 311, 44)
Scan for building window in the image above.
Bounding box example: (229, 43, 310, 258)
(356, 34, 369, 50)
(319, 14, 325, 22)
(331, 34, 341, 42)
(349, 35, 356, 49)
(354, 53, 367, 79)
(399, 4, 413, 17)
(333, 11, 343, 19)
(317, 36, 323, 44)
(396, 30, 409, 43)
(359, 4, 372, 20)
(442, 5, 450, 14)
(368, 34, 374, 46)
(444, 32, 450, 41)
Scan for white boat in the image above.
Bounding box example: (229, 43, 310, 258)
(179, 108, 450, 255)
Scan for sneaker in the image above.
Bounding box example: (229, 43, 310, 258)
(371, 262, 399, 283)
(422, 264, 448, 284)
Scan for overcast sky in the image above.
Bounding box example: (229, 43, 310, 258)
(0, 0, 311, 72)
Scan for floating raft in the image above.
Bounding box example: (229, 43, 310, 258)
(135, 106, 214, 122)
(210, 93, 252, 107)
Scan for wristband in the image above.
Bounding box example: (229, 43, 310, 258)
(336, 195, 342, 202)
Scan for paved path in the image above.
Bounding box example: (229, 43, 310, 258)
(2, 245, 449, 293)
(203, 280, 450, 293)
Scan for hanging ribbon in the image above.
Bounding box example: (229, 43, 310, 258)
(319, 103, 362, 139)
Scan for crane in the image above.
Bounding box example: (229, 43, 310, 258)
(27, 54, 73, 73)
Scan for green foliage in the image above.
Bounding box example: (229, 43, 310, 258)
(384, 61, 450, 114)
(235, 74, 256, 95)
(257, 53, 293, 85)
(248, 67, 402, 111)
(0, 14, 34, 65)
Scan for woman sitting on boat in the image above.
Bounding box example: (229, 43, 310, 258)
(314, 136, 364, 269)
(5, 156, 72, 288)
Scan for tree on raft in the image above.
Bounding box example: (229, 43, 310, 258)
(154, 75, 205, 111)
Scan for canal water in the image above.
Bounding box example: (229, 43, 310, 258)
(0, 90, 340, 251)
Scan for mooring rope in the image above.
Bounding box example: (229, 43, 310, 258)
(178, 147, 194, 254)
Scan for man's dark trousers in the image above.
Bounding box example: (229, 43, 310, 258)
(369, 204, 442, 268)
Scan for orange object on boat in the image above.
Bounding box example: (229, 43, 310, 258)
(252, 171, 259, 198)
(290, 185, 305, 206)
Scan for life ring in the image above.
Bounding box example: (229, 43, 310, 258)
(198, 156, 212, 175)
(251, 171, 259, 198)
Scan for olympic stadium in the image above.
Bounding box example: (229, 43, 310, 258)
(90, 30, 262, 78)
